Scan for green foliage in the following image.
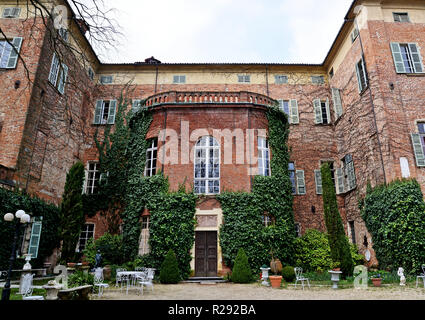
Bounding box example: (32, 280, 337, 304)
(231, 248, 253, 283)
(160, 249, 181, 284)
(281, 266, 295, 282)
(321, 163, 353, 277)
(68, 270, 94, 288)
(361, 179, 425, 274)
(218, 106, 296, 274)
(82, 233, 124, 266)
(0, 188, 60, 270)
(60, 162, 85, 263)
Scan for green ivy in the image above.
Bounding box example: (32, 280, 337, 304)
(218, 105, 296, 273)
(0, 188, 60, 270)
(361, 179, 425, 274)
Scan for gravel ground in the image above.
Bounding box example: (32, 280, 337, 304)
(93, 282, 425, 300)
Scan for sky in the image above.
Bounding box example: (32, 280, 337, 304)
(100, 0, 354, 64)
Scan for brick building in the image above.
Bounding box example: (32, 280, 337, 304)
(1, 0, 424, 275)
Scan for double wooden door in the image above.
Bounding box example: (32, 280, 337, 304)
(195, 231, 217, 277)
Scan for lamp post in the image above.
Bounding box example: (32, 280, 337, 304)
(1, 210, 31, 301)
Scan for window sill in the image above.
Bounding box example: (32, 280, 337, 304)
(404, 73, 425, 77)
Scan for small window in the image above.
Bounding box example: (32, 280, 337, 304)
(144, 139, 158, 177)
(77, 224, 95, 252)
(173, 75, 186, 84)
(2, 7, 21, 18)
(355, 56, 368, 92)
(393, 12, 410, 23)
(311, 75, 324, 84)
(88, 67, 95, 81)
(85, 162, 100, 194)
(275, 75, 288, 84)
(100, 75, 113, 84)
(58, 28, 69, 42)
(278, 100, 290, 116)
(258, 137, 270, 176)
(342, 154, 356, 192)
(139, 216, 150, 256)
(289, 162, 296, 194)
(238, 75, 250, 83)
(262, 213, 275, 227)
(351, 28, 359, 43)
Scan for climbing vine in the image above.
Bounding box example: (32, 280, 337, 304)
(218, 105, 296, 273)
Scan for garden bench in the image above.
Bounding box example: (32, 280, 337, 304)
(58, 285, 93, 300)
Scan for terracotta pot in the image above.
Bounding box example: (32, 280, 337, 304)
(372, 278, 382, 287)
(332, 268, 341, 272)
(67, 263, 76, 268)
(81, 261, 89, 266)
(269, 275, 283, 288)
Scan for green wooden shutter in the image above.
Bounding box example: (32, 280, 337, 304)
(48, 53, 60, 85)
(94, 100, 103, 124)
(296, 170, 306, 195)
(313, 99, 323, 124)
(332, 88, 343, 119)
(411, 133, 425, 167)
(290, 99, 299, 124)
(336, 168, 345, 194)
(408, 43, 424, 73)
(107, 100, 117, 124)
(347, 161, 357, 190)
(57, 64, 68, 94)
(390, 42, 406, 73)
(28, 217, 43, 259)
(325, 98, 331, 123)
(6, 37, 22, 69)
(314, 170, 322, 195)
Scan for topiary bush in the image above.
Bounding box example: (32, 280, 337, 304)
(231, 248, 253, 283)
(361, 179, 425, 274)
(281, 266, 295, 282)
(159, 249, 181, 284)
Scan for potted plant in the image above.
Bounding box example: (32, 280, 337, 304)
(67, 262, 76, 268)
(269, 249, 283, 288)
(331, 261, 341, 272)
(371, 274, 382, 287)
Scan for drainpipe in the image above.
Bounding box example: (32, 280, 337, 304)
(265, 65, 270, 97)
(154, 64, 159, 94)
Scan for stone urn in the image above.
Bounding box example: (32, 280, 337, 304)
(260, 267, 271, 286)
(328, 270, 342, 289)
(42, 280, 63, 300)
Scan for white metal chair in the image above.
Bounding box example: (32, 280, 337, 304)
(119, 273, 132, 295)
(135, 267, 146, 272)
(137, 269, 155, 295)
(294, 267, 310, 290)
(416, 264, 425, 288)
(20, 273, 44, 300)
(93, 268, 109, 297)
(115, 268, 127, 287)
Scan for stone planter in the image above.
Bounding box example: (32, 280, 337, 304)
(269, 275, 282, 288)
(372, 278, 382, 287)
(43, 283, 63, 300)
(328, 270, 342, 289)
(260, 267, 271, 286)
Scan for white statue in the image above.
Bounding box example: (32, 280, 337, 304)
(397, 267, 406, 286)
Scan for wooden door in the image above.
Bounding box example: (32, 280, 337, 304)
(195, 231, 217, 277)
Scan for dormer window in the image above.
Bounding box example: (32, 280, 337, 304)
(2, 7, 21, 18)
(238, 75, 250, 83)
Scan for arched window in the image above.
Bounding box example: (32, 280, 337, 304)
(194, 136, 220, 195)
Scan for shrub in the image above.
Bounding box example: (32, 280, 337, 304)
(361, 179, 425, 274)
(231, 248, 253, 283)
(82, 233, 124, 266)
(159, 249, 181, 284)
(68, 270, 94, 288)
(321, 163, 353, 277)
(282, 266, 295, 282)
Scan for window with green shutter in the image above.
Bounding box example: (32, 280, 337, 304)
(93, 100, 117, 125)
(335, 167, 345, 194)
(314, 170, 322, 195)
(3, 37, 23, 69)
(391, 42, 424, 74)
(343, 155, 357, 191)
(289, 99, 299, 124)
(332, 88, 343, 119)
(411, 125, 425, 167)
(356, 56, 368, 92)
(296, 170, 306, 195)
(28, 217, 43, 259)
(313, 99, 323, 124)
(57, 64, 68, 94)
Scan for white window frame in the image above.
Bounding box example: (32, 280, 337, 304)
(0, 37, 23, 69)
(332, 88, 343, 119)
(393, 12, 410, 23)
(238, 75, 251, 83)
(144, 139, 158, 177)
(173, 75, 186, 84)
(132, 99, 142, 113)
(94, 100, 117, 125)
(100, 75, 113, 84)
(2, 7, 21, 18)
(391, 42, 424, 74)
(275, 75, 288, 84)
(342, 155, 356, 192)
(262, 213, 274, 227)
(356, 56, 368, 93)
(289, 162, 297, 195)
(84, 162, 100, 194)
(258, 137, 270, 177)
(351, 27, 359, 43)
(194, 136, 220, 195)
(311, 75, 324, 84)
(76, 223, 95, 253)
(278, 100, 290, 116)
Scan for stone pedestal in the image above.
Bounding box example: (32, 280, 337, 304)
(328, 270, 342, 289)
(42, 282, 63, 300)
(260, 267, 271, 286)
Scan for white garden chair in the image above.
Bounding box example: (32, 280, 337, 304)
(20, 273, 44, 300)
(115, 268, 127, 287)
(416, 264, 425, 288)
(137, 269, 155, 295)
(119, 273, 132, 295)
(93, 268, 109, 297)
(294, 267, 310, 290)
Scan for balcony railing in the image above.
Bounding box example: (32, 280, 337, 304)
(144, 91, 276, 108)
